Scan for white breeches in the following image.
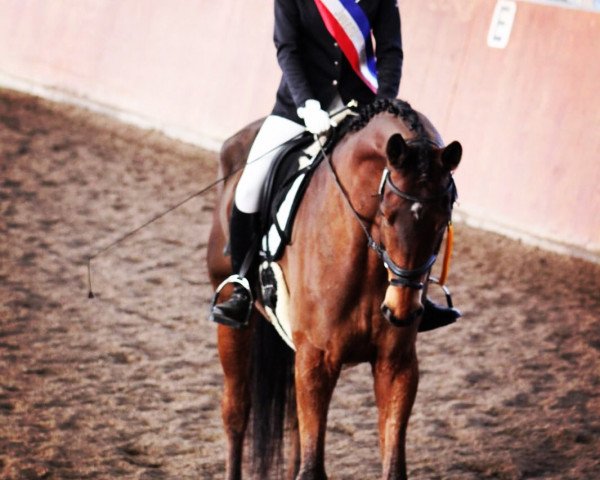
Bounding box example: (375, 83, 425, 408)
(234, 115, 305, 214)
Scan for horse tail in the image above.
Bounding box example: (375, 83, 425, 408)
(250, 317, 296, 478)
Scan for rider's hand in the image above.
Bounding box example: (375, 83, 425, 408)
(297, 99, 331, 135)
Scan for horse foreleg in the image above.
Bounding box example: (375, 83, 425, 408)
(373, 345, 419, 480)
(218, 323, 253, 480)
(294, 341, 341, 480)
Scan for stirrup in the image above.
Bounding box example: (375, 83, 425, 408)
(418, 276, 461, 332)
(210, 274, 254, 326)
(428, 276, 454, 308)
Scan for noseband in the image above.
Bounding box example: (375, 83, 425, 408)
(378, 248, 437, 290)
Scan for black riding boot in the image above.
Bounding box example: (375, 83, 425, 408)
(418, 298, 461, 332)
(210, 205, 259, 328)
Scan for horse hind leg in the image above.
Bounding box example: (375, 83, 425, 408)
(208, 119, 264, 479)
(218, 321, 254, 480)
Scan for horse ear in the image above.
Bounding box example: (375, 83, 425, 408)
(386, 133, 408, 168)
(441, 141, 462, 171)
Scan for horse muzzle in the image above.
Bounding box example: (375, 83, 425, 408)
(380, 256, 427, 328)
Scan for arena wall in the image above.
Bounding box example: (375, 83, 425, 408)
(0, 0, 598, 261)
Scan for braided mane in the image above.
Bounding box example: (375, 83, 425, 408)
(347, 98, 427, 140)
(343, 99, 434, 182)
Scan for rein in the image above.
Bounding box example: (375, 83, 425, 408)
(318, 138, 455, 291)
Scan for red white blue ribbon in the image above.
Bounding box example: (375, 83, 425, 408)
(314, 0, 378, 93)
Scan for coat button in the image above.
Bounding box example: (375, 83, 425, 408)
(334, 60, 339, 66)
(333, 42, 339, 48)
(332, 79, 338, 86)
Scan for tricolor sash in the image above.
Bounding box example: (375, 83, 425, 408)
(314, 0, 378, 93)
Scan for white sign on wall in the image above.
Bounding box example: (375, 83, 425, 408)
(519, 0, 600, 11)
(487, 0, 518, 49)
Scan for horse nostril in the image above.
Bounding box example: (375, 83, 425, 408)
(381, 304, 393, 323)
(381, 303, 423, 328)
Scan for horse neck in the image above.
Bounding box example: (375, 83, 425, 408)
(303, 119, 394, 307)
(331, 114, 406, 211)
(319, 119, 394, 262)
(330, 137, 383, 223)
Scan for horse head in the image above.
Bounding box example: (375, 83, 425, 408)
(379, 132, 462, 328)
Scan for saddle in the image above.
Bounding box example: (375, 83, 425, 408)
(258, 133, 323, 261)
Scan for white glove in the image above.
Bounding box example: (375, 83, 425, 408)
(297, 99, 331, 135)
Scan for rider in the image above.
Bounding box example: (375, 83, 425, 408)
(210, 0, 461, 330)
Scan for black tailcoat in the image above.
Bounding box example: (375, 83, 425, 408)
(272, 0, 403, 122)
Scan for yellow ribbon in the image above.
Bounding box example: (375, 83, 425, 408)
(438, 221, 454, 286)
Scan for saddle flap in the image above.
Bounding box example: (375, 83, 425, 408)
(258, 132, 313, 229)
(258, 134, 322, 261)
(257, 113, 355, 262)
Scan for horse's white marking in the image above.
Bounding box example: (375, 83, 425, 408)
(411, 202, 422, 220)
(260, 261, 295, 350)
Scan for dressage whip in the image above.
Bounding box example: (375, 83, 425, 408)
(86, 132, 306, 299)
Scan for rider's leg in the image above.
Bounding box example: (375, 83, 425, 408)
(211, 116, 304, 328)
(234, 116, 306, 214)
(418, 298, 461, 332)
(209, 204, 259, 328)
(419, 236, 461, 332)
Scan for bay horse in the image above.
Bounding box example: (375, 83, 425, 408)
(206, 99, 462, 479)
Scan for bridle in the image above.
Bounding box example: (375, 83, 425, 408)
(321, 139, 457, 292)
(375, 166, 456, 290)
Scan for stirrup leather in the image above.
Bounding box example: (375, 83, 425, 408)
(428, 276, 454, 308)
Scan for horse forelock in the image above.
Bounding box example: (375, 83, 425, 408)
(407, 140, 444, 185)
